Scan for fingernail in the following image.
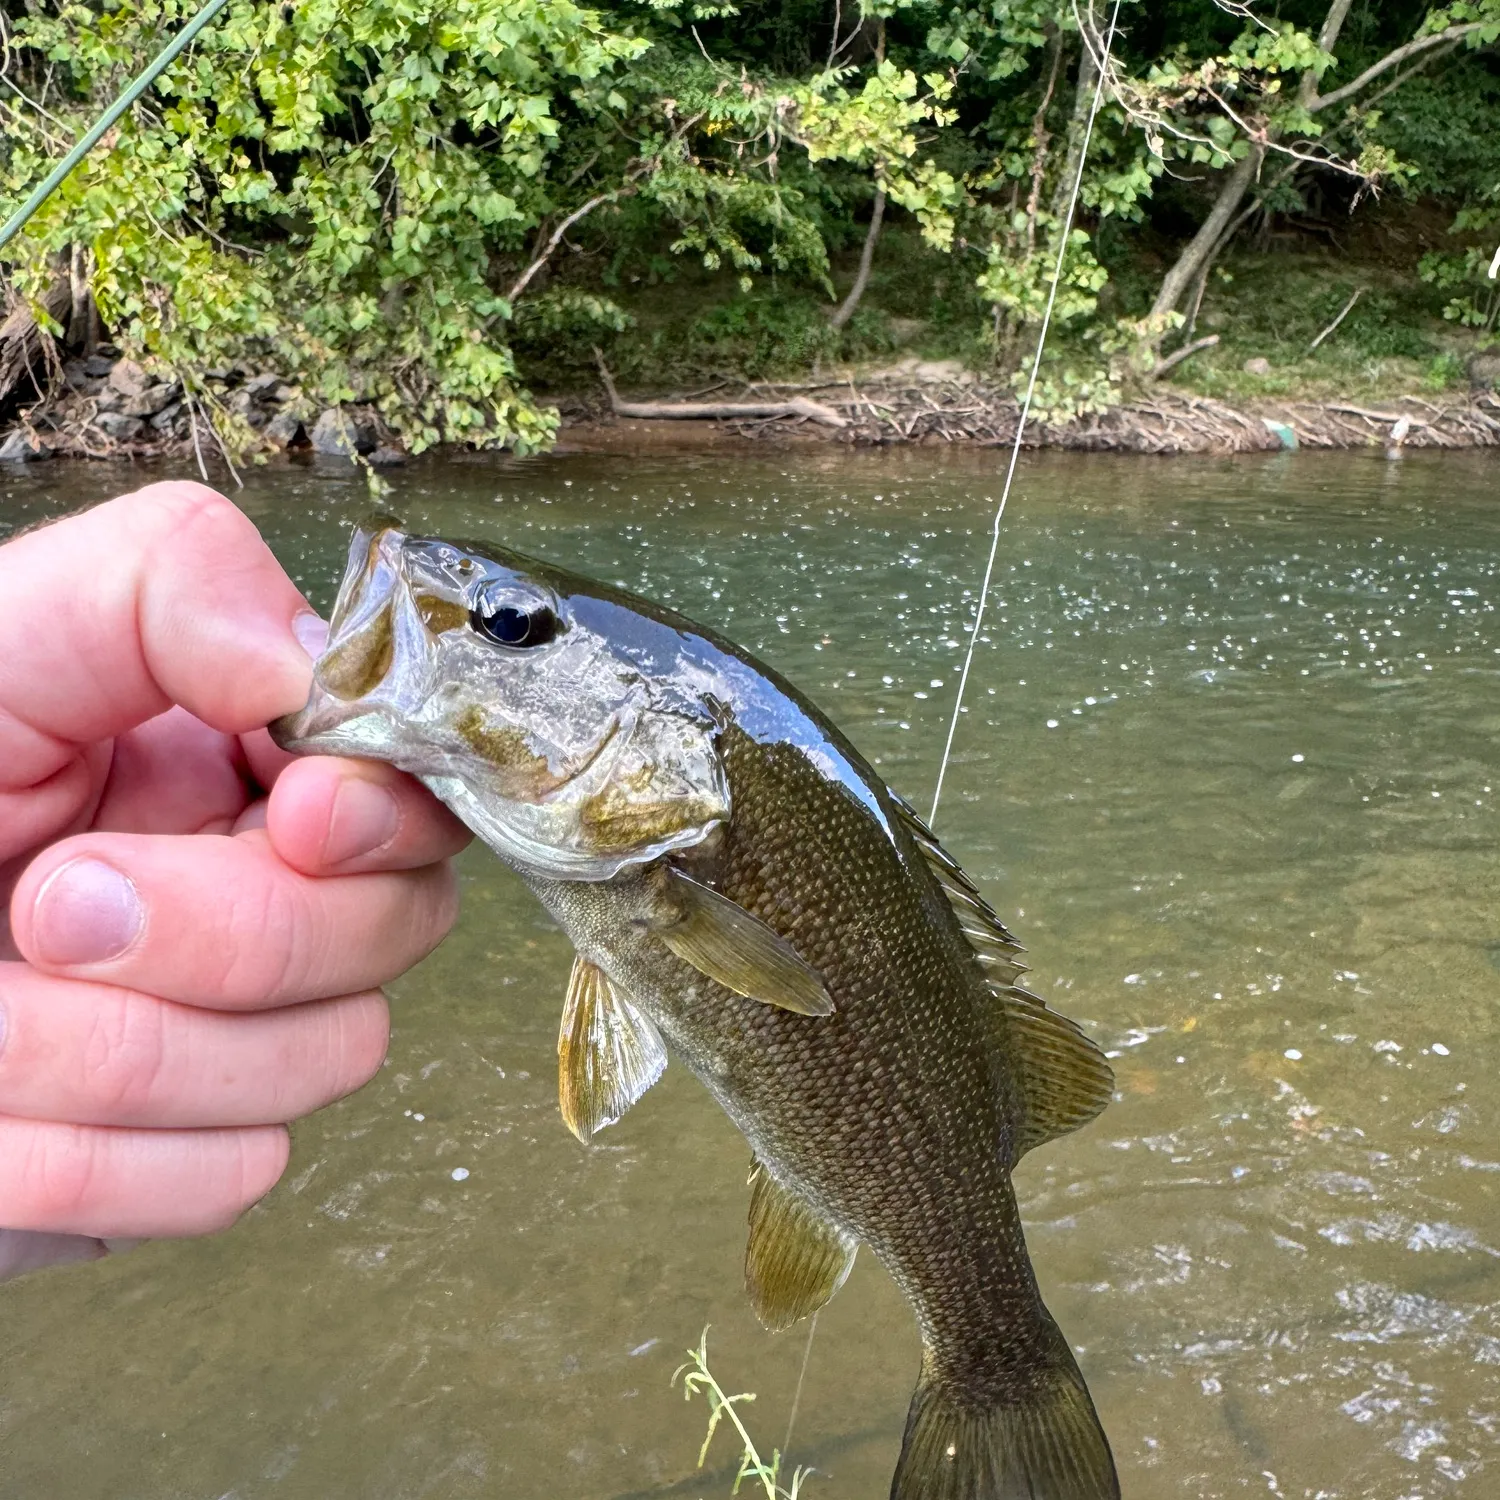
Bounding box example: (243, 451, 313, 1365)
(30, 859, 144, 967)
(325, 778, 400, 865)
(293, 611, 330, 660)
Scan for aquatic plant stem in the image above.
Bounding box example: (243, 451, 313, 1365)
(0, 0, 233, 253)
(928, 0, 1124, 827)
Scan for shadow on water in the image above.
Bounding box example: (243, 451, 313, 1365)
(2, 446, 1499, 1497)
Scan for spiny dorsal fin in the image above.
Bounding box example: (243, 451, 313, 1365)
(887, 788, 1114, 1158)
(745, 1158, 858, 1332)
(659, 868, 834, 1017)
(887, 789, 1029, 986)
(558, 955, 668, 1144)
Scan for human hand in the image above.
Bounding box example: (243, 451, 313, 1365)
(0, 481, 470, 1281)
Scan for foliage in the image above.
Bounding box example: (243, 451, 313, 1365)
(2, 0, 1500, 449)
(672, 1328, 812, 1499)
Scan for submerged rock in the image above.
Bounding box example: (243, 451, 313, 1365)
(0, 429, 51, 462)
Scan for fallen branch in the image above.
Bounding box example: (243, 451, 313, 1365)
(1151, 333, 1220, 379)
(593, 351, 847, 428)
(1325, 402, 1418, 424)
(1306, 286, 1364, 353)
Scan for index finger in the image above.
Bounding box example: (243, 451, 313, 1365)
(0, 482, 316, 793)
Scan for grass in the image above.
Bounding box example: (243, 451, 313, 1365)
(672, 1329, 813, 1500)
(1166, 252, 1471, 403)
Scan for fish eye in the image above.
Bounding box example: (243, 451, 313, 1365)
(471, 597, 559, 649)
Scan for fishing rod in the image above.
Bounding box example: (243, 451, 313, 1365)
(0, 0, 234, 253)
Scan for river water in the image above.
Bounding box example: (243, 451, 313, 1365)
(2, 445, 1498, 1499)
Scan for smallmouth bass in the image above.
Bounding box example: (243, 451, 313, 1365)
(272, 521, 1120, 1500)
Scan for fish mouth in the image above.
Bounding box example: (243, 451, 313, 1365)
(270, 519, 410, 753)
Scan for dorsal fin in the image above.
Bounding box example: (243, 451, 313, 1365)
(887, 788, 1114, 1158)
(887, 789, 1029, 986)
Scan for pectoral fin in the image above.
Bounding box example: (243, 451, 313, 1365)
(558, 956, 668, 1144)
(658, 869, 834, 1017)
(745, 1159, 857, 1332)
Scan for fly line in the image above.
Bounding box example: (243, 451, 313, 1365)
(928, 0, 1126, 828)
(779, 6, 1128, 1463)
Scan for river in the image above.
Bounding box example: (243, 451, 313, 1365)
(2, 445, 1497, 1499)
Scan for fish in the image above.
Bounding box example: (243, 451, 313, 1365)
(272, 519, 1120, 1500)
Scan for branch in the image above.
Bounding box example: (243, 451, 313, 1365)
(1306, 285, 1363, 353)
(593, 350, 847, 428)
(505, 187, 633, 306)
(1299, 0, 1355, 106)
(1310, 23, 1485, 114)
(1150, 334, 1219, 380)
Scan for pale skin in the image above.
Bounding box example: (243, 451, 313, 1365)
(0, 480, 470, 1281)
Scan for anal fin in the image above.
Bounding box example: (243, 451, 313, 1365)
(745, 1158, 857, 1332)
(558, 955, 668, 1144)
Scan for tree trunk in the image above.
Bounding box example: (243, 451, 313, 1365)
(1299, 0, 1356, 106)
(828, 188, 885, 331)
(66, 244, 92, 350)
(828, 17, 887, 333)
(0, 276, 71, 407)
(1148, 143, 1265, 331)
(1049, 40, 1099, 226)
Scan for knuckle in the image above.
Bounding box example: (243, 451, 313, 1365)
(213, 872, 310, 1005)
(130, 483, 239, 542)
(81, 989, 170, 1121)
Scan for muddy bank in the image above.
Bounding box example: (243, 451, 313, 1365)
(3, 353, 1498, 466)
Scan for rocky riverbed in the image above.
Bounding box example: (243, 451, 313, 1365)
(0, 349, 408, 466)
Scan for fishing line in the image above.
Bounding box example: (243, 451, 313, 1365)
(928, 0, 1125, 827)
(781, 1308, 818, 1464)
(779, 6, 1124, 1466)
(0, 0, 233, 253)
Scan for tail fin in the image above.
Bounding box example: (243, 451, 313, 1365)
(890, 1352, 1119, 1500)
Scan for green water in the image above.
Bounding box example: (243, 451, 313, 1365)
(2, 446, 1498, 1499)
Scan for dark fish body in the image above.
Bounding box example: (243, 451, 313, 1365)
(273, 525, 1119, 1499)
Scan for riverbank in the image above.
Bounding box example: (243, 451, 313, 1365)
(4, 350, 1498, 466)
